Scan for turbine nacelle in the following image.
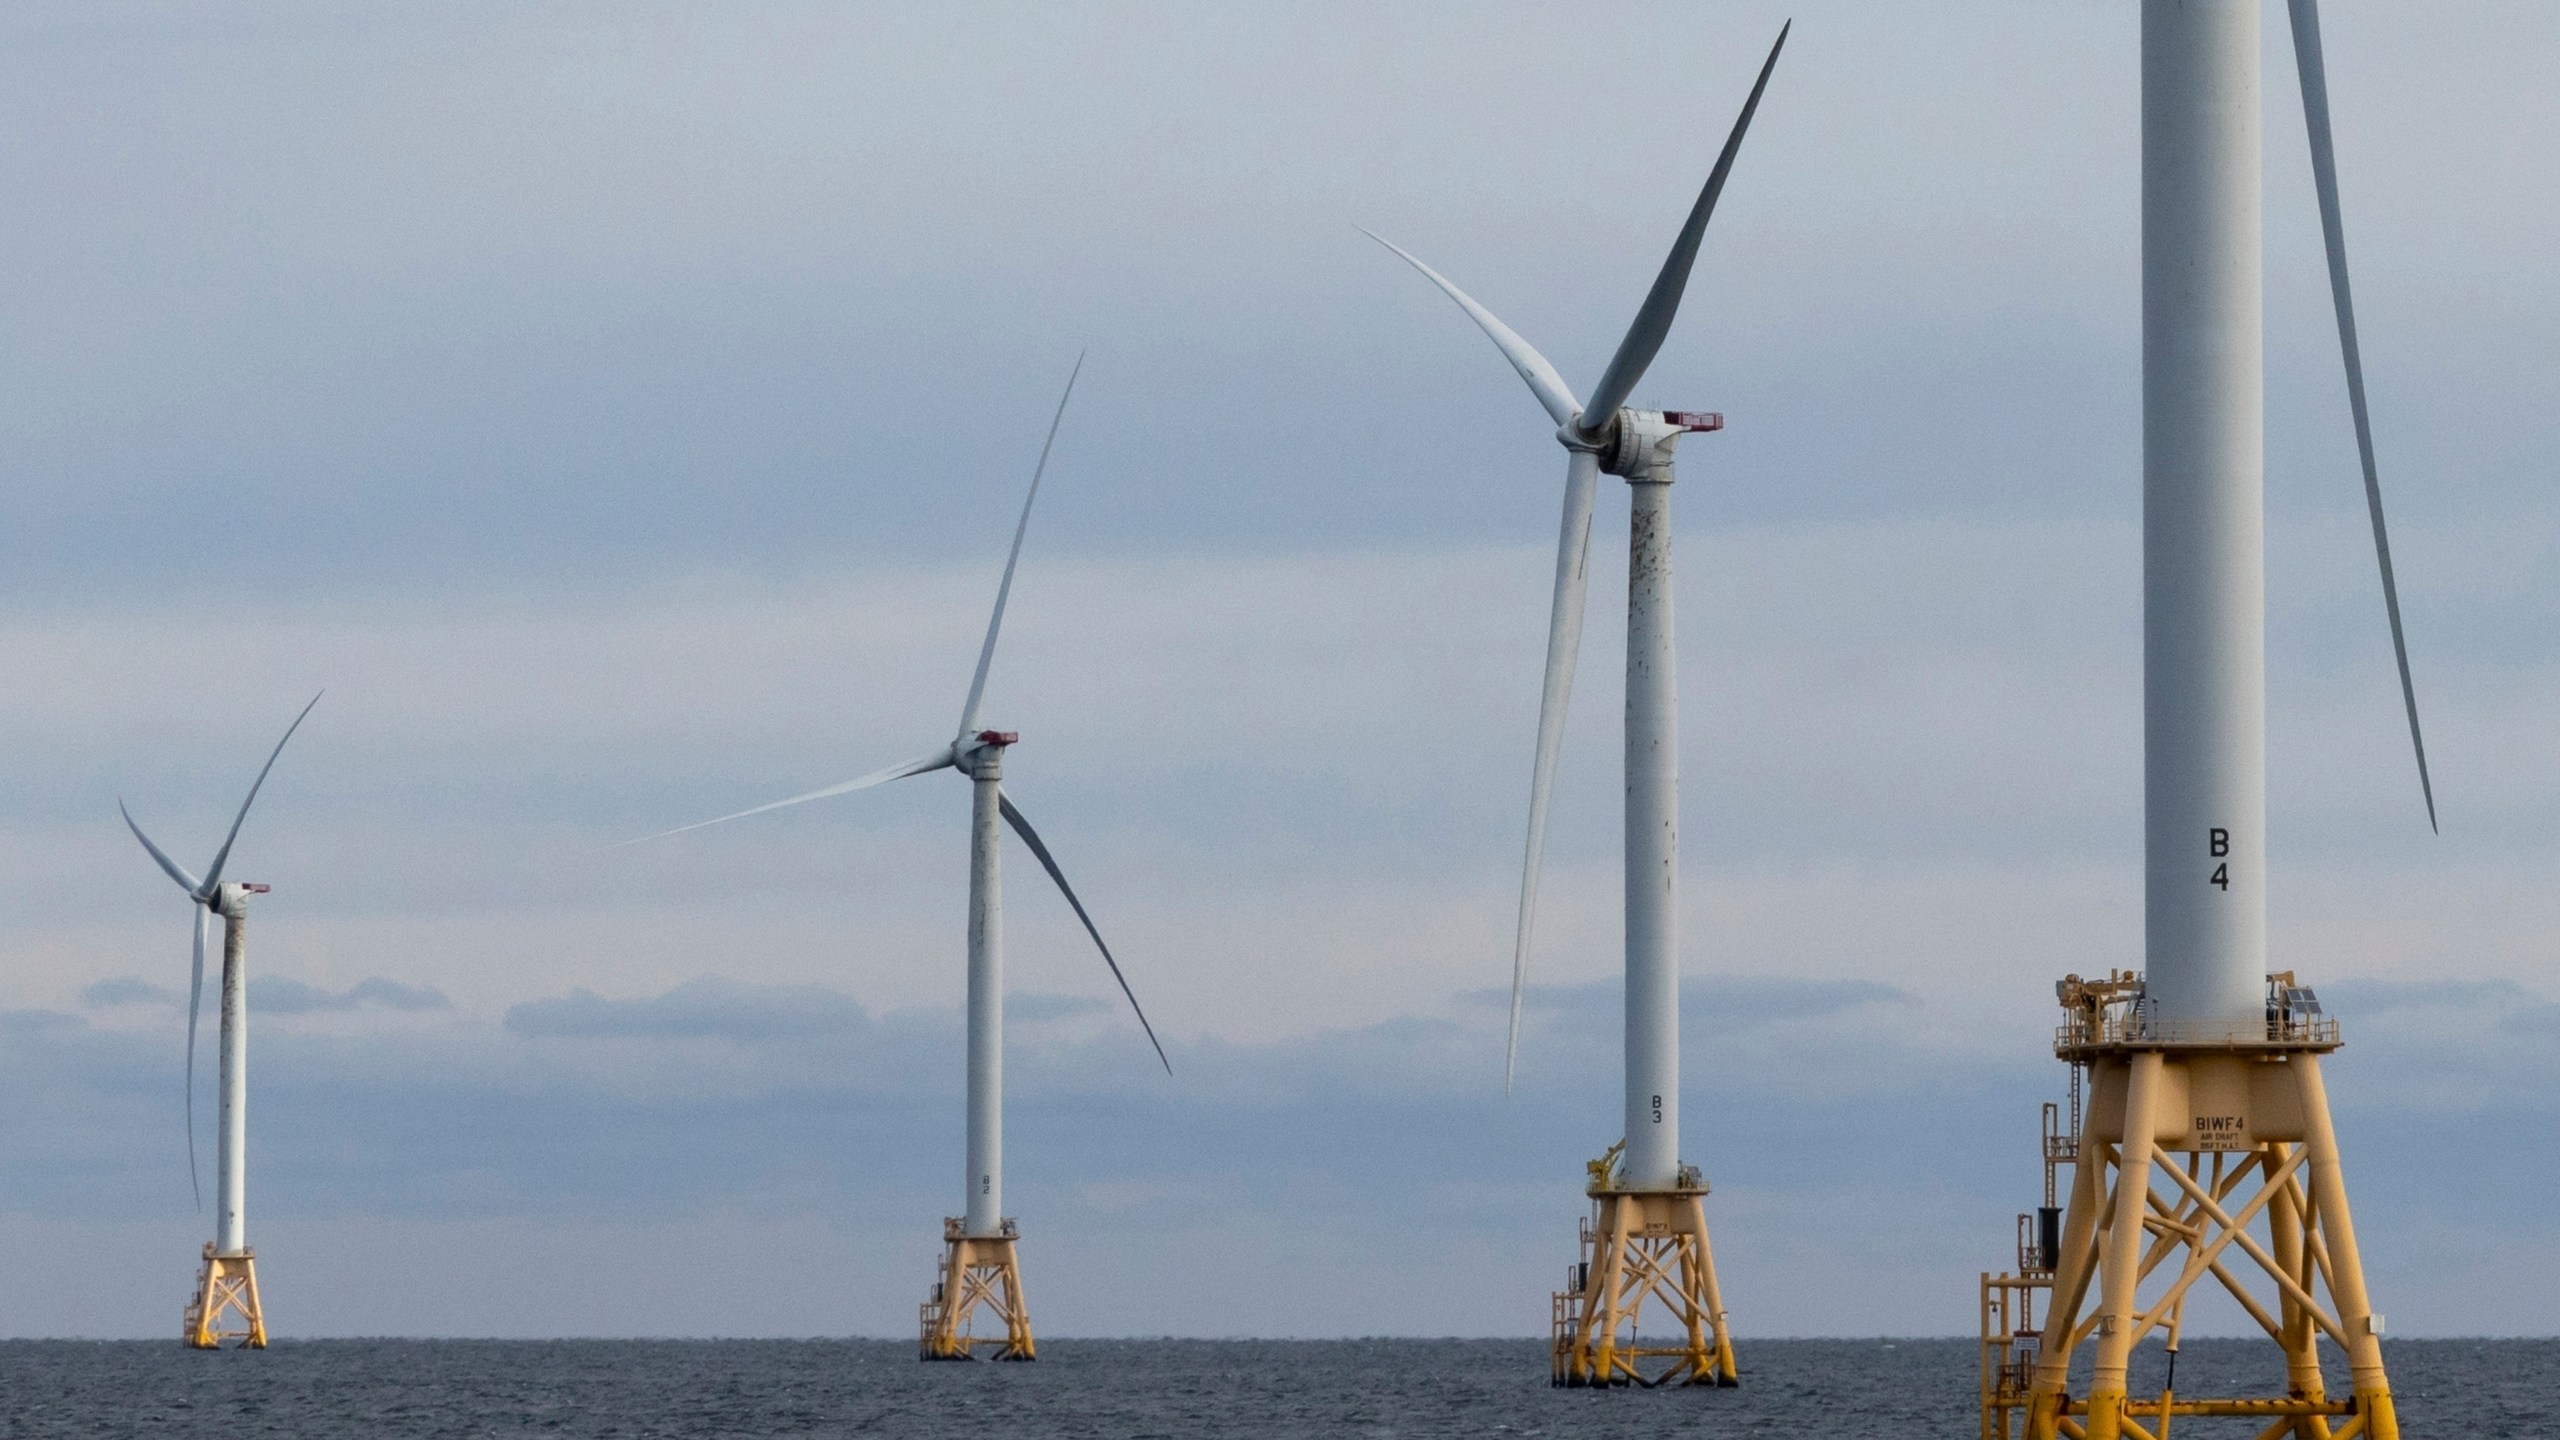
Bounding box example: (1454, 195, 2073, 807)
(1566, 408, 1726, 479)
(957, 730, 1019, 775)
(214, 882, 269, 918)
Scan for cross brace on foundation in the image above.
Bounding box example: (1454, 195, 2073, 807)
(184, 1245, 266, 1350)
(1551, 1145, 1736, 1388)
(2009, 973, 2398, 1440)
(918, 1217, 1034, 1361)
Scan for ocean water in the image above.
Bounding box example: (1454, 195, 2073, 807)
(1, 1337, 2548, 1438)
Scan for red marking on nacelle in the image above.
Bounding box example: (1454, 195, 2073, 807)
(1664, 411, 1724, 432)
(242, 883, 272, 894)
(976, 731, 1019, 746)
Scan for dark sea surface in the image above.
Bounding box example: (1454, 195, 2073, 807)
(1, 1337, 2548, 1438)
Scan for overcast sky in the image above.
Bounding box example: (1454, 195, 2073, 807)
(1, 1, 2553, 1339)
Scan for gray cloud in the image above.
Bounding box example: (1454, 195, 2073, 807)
(78, 974, 450, 1015)
(2502, 1004, 2560, 1040)
(2, 973, 2551, 1335)
(0, 1008, 84, 1039)
(1506, 975, 1917, 1025)
(1012, 991, 1111, 1023)
(253, 977, 451, 1015)
(503, 977, 867, 1041)
(79, 977, 179, 1010)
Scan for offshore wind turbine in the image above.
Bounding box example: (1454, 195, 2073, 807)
(632, 355, 1166, 1361)
(119, 692, 320, 1349)
(1367, 23, 1787, 1389)
(1983, 5, 2434, 1438)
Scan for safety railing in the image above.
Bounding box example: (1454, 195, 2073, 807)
(2056, 1010, 2339, 1050)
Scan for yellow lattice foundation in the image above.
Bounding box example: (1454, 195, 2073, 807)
(918, 1217, 1034, 1361)
(1550, 1153, 1735, 1389)
(2014, 973, 2397, 1440)
(183, 1245, 267, 1350)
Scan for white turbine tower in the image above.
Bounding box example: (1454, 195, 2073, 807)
(119, 692, 320, 1350)
(1995, 5, 2433, 1438)
(633, 355, 1166, 1362)
(1367, 23, 1787, 1388)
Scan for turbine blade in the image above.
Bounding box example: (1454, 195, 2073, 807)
(1508, 448, 1601, 1093)
(997, 789, 1171, 1074)
(1360, 228, 1582, 428)
(2287, 0, 2436, 831)
(617, 745, 956, 846)
(120, 801, 202, 894)
(958, 353, 1085, 740)
(186, 905, 207, 1212)
(200, 691, 323, 894)
(1577, 20, 1790, 431)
